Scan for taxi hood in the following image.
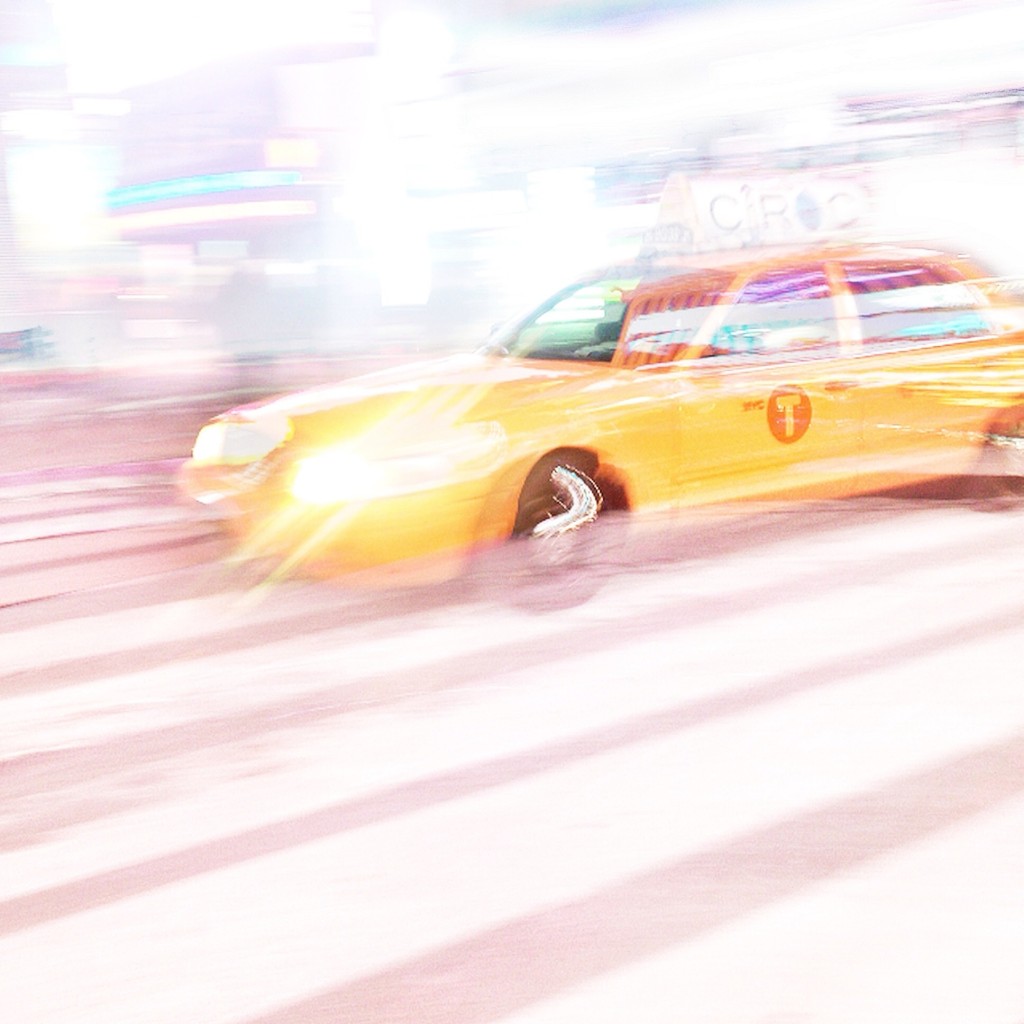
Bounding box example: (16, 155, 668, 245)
(231, 353, 619, 441)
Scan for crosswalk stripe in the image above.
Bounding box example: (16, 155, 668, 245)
(0, 505, 191, 545)
(494, 791, 1024, 1024)
(3, 500, 1021, 735)
(3, 497, 1017, 672)
(248, 739, 1024, 1024)
(3, 494, 1024, 1024)
(6, 548, 1024, 901)
(0, 464, 185, 546)
(0, 460, 183, 498)
(2, 651, 1023, 1022)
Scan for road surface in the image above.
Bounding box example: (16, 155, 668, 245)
(2, 450, 1024, 1024)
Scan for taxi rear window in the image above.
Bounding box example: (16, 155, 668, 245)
(707, 265, 837, 357)
(844, 261, 991, 345)
(622, 264, 842, 365)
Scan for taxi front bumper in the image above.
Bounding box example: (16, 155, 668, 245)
(177, 457, 509, 573)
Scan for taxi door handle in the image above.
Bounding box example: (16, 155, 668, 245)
(824, 380, 858, 393)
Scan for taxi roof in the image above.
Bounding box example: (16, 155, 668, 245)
(615, 239, 991, 299)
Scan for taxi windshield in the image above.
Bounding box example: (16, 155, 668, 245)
(485, 277, 640, 362)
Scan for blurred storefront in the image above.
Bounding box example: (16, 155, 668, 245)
(0, 0, 72, 344)
(4, 0, 1024, 366)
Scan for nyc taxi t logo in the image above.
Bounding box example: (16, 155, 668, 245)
(767, 386, 811, 443)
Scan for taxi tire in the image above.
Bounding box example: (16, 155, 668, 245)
(501, 455, 607, 609)
(962, 430, 1024, 510)
(515, 455, 600, 529)
(964, 473, 1024, 510)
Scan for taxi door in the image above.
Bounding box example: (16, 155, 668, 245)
(838, 258, 1009, 484)
(666, 264, 865, 503)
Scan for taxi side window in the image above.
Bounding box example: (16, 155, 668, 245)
(511, 280, 635, 361)
(844, 261, 991, 346)
(707, 266, 838, 357)
(620, 274, 730, 367)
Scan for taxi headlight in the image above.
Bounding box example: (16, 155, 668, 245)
(192, 423, 228, 464)
(191, 415, 292, 466)
(290, 423, 506, 506)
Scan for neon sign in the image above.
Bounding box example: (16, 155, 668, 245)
(107, 171, 303, 209)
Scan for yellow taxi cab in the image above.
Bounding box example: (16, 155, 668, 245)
(179, 241, 1024, 583)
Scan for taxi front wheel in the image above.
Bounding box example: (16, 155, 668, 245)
(473, 456, 607, 610)
(515, 458, 602, 545)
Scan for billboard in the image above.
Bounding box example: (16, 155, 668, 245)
(640, 171, 871, 258)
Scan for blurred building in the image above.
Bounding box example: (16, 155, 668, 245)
(4, 0, 1024, 364)
(0, 0, 68, 324)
